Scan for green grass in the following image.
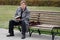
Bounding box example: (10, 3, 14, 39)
(0, 5, 17, 28)
(0, 5, 60, 28)
(0, 5, 60, 35)
(28, 6, 60, 12)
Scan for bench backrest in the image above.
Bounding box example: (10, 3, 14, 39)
(30, 11, 60, 26)
(30, 11, 40, 22)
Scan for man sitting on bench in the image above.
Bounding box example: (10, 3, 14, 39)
(7, 1, 30, 39)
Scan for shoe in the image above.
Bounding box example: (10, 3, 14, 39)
(7, 34, 14, 37)
(21, 35, 26, 39)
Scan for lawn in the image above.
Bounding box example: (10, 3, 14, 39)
(0, 5, 60, 35)
(0, 5, 60, 28)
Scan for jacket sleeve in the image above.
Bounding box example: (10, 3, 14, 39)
(22, 10, 30, 21)
(15, 7, 21, 17)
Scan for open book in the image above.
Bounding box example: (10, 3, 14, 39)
(14, 16, 21, 22)
(15, 16, 20, 19)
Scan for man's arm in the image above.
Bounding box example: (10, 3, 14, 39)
(14, 7, 21, 21)
(22, 11, 30, 21)
(15, 7, 21, 18)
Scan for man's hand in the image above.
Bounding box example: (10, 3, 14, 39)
(15, 16, 21, 21)
(16, 18, 21, 21)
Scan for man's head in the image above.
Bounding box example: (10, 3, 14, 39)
(20, 1, 26, 10)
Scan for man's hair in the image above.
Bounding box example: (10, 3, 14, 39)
(20, 0, 26, 5)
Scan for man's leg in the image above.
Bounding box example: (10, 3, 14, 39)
(7, 20, 19, 37)
(21, 21, 26, 39)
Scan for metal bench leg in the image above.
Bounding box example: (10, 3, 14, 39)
(38, 29, 41, 35)
(29, 29, 34, 37)
(52, 32, 55, 40)
(28, 28, 31, 37)
(18, 26, 21, 32)
(51, 29, 55, 40)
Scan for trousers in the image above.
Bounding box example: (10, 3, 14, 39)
(9, 20, 26, 35)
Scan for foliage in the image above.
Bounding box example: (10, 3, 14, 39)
(0, 0, 60, 7)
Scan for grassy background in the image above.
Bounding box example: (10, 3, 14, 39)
(0, 5, 60, 28)
(0, 5, 60, 35)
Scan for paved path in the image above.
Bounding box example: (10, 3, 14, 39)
(0, 28, 60, 40)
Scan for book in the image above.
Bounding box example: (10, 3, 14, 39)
(15, 16, 20, 19)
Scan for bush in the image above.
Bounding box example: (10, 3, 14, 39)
(0, 0, 60, 7)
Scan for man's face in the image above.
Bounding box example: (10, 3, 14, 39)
(21, 3, 26, 9)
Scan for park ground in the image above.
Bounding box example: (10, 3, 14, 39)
(0, 28, 60, 40)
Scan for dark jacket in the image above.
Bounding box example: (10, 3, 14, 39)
(15, 7, 30, 26)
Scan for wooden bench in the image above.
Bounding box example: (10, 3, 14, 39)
(16, 11, 60, 40)
(29, 11, 60, 40)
